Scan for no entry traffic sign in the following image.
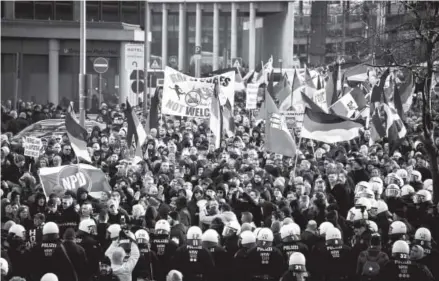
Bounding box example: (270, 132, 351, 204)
(93, 57, 109, 74)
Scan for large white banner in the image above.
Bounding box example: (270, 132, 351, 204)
(162, 67, 235, 118)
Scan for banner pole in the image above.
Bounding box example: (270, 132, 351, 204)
(293, 136, 303, 177)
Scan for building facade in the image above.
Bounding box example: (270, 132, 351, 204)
(1, 0, 404, 106)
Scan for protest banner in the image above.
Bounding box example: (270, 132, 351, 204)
(311, 88, 328, 113)
(23, 137, 42, 158)
(246, 83, 259, 109)
(162, 67, 235, 118)
(39, 164, 111, 198)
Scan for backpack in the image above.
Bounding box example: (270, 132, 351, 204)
(361, 252, 381, 280)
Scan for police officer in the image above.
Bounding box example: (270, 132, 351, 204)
(171, 226, 215, 281)
(313, 227, 354, 281)
(280, 252, 309, 281)
(133, 229, 160, 281)
(150, 220, 178, 280)
(7, 224, 31, 278)
(378, 240, 434, 281)
(222, 220, 241, 259)
(412, 227, 439, 280)
(77, 218, 102, 278)
(383, 221, 408, 256)
(202, 229, 228, 281)
(245, 228, 284, 281)
(308, 221, 333, 274)
(276, 223, 309, 270)
(234, 231, 257, 281)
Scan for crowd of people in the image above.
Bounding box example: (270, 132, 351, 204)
(1, 88, 439, 281)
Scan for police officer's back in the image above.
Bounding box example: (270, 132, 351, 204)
(202, 229, 229, 281)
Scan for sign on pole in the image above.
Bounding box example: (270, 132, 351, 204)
(232, 57, 242, 68)
(23, 137, 42, 158)
(150, 59, 161, 69)
(246, 83, 259, 109)
(125, 44, 144, 70)
(195, 46, 202, 54)
(93, 57, 109, 74)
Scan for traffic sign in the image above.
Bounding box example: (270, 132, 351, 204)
(93, 57, 109, 74)
(169, 56, 178, 66)
(125, 43, 144, 70)
(150, 59, 161, 69)
(195, 46, 202, 54)
(130, 70, 145, 94)
(232, 57, 242, 68)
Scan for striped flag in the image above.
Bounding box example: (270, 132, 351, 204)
(148, 88, 160, 132)
(65, 103, 91, 163)
(222, 98, 235, 137)
(301, 108, 364, 143)
(125, 100, 147, 160)
(210, 82, 223, 148)
(301, 91, 326, 113)
(398, 72, 415, 113)
(305, 67, 316, 88)
(264, 89, 296, 157)
(325, 64, 340, 108)
(279, 69, 301, 111)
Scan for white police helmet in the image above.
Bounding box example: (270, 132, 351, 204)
(366, 220, 378, 233)
(187, 226, 203, 240)
(8, 224, 26, 239)
(355, 181, 371, 194)
(0, 257, 8, 275)
(222, 220, 241, 237)
(355, 197, 372, 211)
(135, 229, 150, 244)
(325, 227, 342, 241)
(43, 222, 59, 235)
(384, 184, 401, 198)
(257, 228, 274, 242)
(318, 222, 334, 236)
(401, 185, 415, 197)
(240, 231, 256, 245)
(79, 218, 97, 235)
(392, 240, 410, 256)
(413, 190, 432, 204)
(41, 273, 59, 281)
(396, 169, 408, 181)
(155, 219, 171, 233)
(423, 179, 433, 191)
(414, 227, 431, 242)
(389, 221, 407, 235)
(280, 223, 301, 240)
(288, 252, 307, 272)
(202, 229, 219, 244)
(411, 170, 422, 182)
(347, 208, 368, 222)
(376, 201, 389, 214)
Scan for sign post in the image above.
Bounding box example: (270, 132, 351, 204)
(93, 57, 109, 105)
(232, 57, 242, 69)
(194, 46, 202, 78)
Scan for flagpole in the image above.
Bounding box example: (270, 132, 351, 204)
(292, 136, 303, 176)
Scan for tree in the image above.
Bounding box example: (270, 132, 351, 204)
(349, 1, 439, 203)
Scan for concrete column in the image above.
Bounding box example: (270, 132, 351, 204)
(145, 2, 151, 69)
(249, 2, 256, 70)
(178, 3, 186, 71)
(195, 3, 202, 77)
(119, 42, 129, 104)
(48, 39, 59, 105)
(3, 1, 15, 19)
(73, 1, 80, 21)
(161, 4, 168, 68)
(286, 1, 295, 68)
(213, 3, 220, 70)
(230, 2, 238, 59)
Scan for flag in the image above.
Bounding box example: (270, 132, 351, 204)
(222, 98, 235, 137)
(210, 82, 223, 148)
(301, 91, 326, 113)
(279, 69, 301, 110)
(381, 103, 407, 153)
(264, 90, 296, 157)
(305, 67, 316, 88)
(325, 63, 340, 108)
(125, 100, 147, 160)
(369, 108, 386, 144)
(206, 67, 245, 92)
(398, 72, 415, 113)
(39, 164, 111, 198)
(316, 76, 322, 90)
(370, 68, 390, 113)
(301, 108, 364, 143)
(65, 103, 91, 163)
(148, 88, 160, 131)
(393, 82, 404, 120)
(267, 71, 275, 100)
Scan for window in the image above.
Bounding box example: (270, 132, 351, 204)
(35, 1, 54, 20)
(55, 1, 73, 20)
(102, 1, 120, 22)
(86, 1, 99, 21)
(15, 1, 34, 19)
(121, 1, 139, 24)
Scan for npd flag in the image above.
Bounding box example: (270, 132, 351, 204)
(39, 164, 111, 198)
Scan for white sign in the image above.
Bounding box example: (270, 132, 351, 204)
(162, 67, 235, 118)
(24, 137, 42, 158)
(310, 88, 328, 113)
(246, 84, 259, 109)
(125, 44, 144, 70)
